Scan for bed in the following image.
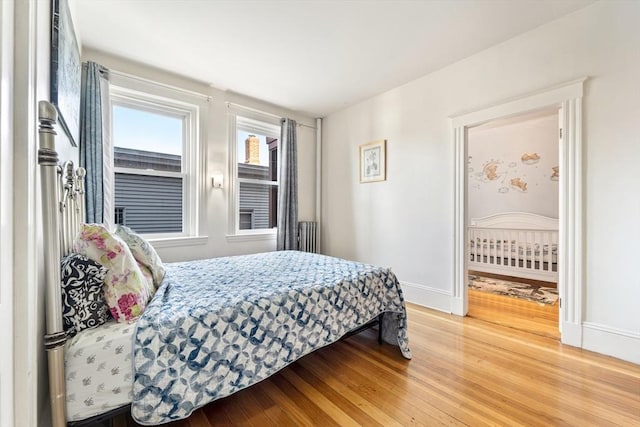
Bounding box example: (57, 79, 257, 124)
(37, 101, 412, 427)
(468, 212, 558, 283)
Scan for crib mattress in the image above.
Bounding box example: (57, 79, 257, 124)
(64, 320, 135, 422)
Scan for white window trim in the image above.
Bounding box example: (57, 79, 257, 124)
(114, 166, 183, 179)
(227, 106, 281, 240)
(148, 235, 209, 248)
(108, 83, 201, 240)
(237, 178, 278, 187)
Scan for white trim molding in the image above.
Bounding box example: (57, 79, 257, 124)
(315, 117, 322, 253)
(582, 323, 640, 365)
(450, 78, 587, 348)
(13, 0, 41, 424)
(557, 95, 584, 347)
(401, 282, 453, 314)
(0, 1, 15, 426)
(148, 235, 208, 249)
(225, 232, 277, 243)
(226, 106, 280, 238)
(109, 69, 211, 102)
(109, 82, 205, 239)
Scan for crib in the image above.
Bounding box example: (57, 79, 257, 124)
(468, 212, 558, 283)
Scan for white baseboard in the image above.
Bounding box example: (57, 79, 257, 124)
(560, 321, 582, 348)
(400, 281, 452, 313)
(582, 322, 640, 365)
(450, 297, 466, 317)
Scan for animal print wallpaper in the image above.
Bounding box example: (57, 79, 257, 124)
(467, 114, 559, 219)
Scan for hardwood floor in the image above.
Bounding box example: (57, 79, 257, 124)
(116, 304, 640, 426)
(467, 288, 559, 339)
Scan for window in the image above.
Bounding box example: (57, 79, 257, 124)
(109, 84, 200, 238)
(229, 113, 280, 236)
(239, 209, 254, 230)
(114, 207, 126, 225)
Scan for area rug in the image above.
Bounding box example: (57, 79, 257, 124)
(468, 275, 559, 305)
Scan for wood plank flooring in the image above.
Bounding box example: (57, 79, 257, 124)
(467, 288, 559, 339)
(116, 304, 640, 426)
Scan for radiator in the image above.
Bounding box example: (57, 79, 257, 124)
(298, 221, 318, 253)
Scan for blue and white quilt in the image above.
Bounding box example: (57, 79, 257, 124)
(132, 251, 411, 424)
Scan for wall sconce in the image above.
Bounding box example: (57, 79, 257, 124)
(211, 173, 224, 189)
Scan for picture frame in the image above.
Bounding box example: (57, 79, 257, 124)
(359, 139, 386, 183)
(50, 0, 81, 147)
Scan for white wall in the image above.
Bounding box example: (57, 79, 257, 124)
(82, 48, 318, 262)
(468, 114, 559, 219)
(322, 1, 640, 363)
(0, 2, 14, 426)
(11, 0, 56, 426)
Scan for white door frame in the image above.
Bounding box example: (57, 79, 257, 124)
(450, 78, 586, 347)
(0, 1, 14, 426)
(13, 0, 42, 425)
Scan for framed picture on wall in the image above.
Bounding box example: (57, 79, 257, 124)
(359, 139, 386, 183)
(51, 0, 81, 147)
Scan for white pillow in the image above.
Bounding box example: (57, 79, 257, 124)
(114, 224, 166, 288)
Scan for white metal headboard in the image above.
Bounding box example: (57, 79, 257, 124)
(38, 100, 86, 427)
(59, 160, 86, 255)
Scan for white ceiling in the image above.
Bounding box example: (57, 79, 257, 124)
(75, 0, 595, 117)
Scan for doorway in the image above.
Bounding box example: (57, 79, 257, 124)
(450, 78, 586, 348)
(465, 109, 560, 338)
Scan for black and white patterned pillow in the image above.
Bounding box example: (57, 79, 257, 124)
(61, 253, 110, 337)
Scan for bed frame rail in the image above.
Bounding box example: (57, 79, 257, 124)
(39, 101, 66, 427)
(39, 100, 86, 427)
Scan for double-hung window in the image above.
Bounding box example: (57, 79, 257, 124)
(109, 84, 200, 238)
(229, 112, 280, 236)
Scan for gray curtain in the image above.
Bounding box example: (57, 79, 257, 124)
(79, 62, 108, 223)
(277, 118, 298, 250)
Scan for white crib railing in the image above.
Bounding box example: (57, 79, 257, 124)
(468, 226, 558, 282)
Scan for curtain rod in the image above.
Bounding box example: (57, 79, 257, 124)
(90, 67, 317, 128)
(282, 118, 317, 130)
(297, 122, 317, 130)
(226, 101, 316, 130)
(109, 69, 212, 102)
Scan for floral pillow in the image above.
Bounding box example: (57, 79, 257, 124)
(138, 262, 155, 292)
(60, 253, 110, 337)
(74, 223, 153, 322)
(114, 224, 165, 289)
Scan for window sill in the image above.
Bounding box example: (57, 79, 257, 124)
(226, 232, 276, 243)
(148, 235, 208, 248)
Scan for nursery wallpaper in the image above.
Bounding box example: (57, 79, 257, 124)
(468, 113, 559, 219)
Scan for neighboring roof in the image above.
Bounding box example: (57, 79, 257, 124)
(114, 147, 180, 172)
